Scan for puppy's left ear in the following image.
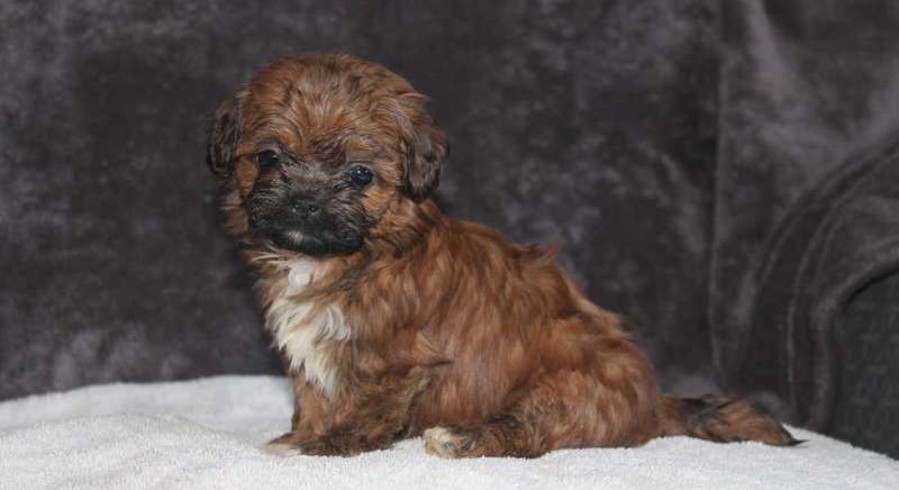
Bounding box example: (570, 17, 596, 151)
(206, 96, 242, 178)
(403, 104, 448, 201)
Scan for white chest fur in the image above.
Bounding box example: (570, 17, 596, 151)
(265, 259, 351, 398)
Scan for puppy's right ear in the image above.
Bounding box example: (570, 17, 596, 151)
(206, 96, 242, 178)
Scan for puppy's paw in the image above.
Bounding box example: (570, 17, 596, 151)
(263, 439, 349, 456)
(293, 436, 358, 457)
(263, 440, 304, 457)
(263, 432, 306, 457)
(423, 426, 478, 458)
(263, 431, 387, 457)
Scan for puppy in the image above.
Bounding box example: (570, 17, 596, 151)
(206, 53, 798, 457)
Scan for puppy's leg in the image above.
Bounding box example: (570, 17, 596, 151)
(424, 366, 657, 458)
(267, 367, 431, 456)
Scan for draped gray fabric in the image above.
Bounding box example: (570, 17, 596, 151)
(711, 0, 899, 430)
(1, 0, 897, 454)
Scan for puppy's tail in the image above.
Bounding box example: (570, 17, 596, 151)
(656, 394, 803, 446)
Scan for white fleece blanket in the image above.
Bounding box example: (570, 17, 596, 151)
(0, 376, 895, 490)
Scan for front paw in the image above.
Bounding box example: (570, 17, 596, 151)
(263, 432, 309, 457)
(263, 431, 387, 457)
(263, 440, 304, 457)
(423, 426, 479, 458)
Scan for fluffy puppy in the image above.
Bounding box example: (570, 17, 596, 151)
(206, 53, 798, 458)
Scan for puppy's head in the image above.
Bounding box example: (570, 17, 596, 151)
(208, 54, 446, 257)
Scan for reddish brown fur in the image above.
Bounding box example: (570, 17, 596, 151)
(207, 53, 798, 457)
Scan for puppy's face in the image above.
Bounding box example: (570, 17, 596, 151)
(207, 54, 446, 257)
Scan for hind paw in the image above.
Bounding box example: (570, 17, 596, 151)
(423, 426, 479, 458)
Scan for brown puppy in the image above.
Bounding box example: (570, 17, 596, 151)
(206, 53, 798, 458)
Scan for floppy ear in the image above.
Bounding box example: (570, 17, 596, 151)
(403, 112, 448, 201)
(206, 96, 242, 178)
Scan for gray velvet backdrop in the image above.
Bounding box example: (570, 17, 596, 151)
(2, 0, 898, 456)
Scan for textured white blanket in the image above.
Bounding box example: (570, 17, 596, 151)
(0, 375, 895, 489)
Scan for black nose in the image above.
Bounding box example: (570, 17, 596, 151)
(289, 197, 322, 219)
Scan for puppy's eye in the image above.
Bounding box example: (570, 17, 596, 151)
(347, 165, 374, 187)
(256, 150, 281, 168)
